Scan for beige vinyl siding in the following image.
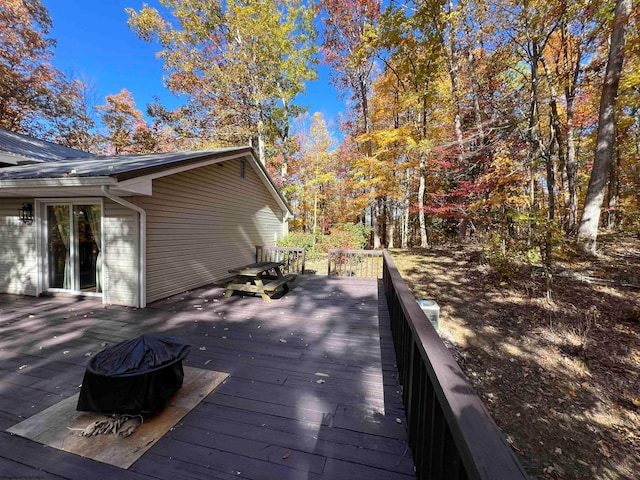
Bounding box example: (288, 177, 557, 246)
(140, 157, 286, 303)
(0, 199, 37, 295)
(102, 199, 139, 307)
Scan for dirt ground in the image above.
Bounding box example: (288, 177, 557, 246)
(391, 235, 640, 480)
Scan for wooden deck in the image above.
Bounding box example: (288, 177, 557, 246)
(0, 276, 414, 479)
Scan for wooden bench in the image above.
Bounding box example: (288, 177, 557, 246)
(263, 274, 296, 294)
(221, 262, 294, 302)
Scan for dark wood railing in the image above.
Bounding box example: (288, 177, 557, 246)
(382, 251, 528, 480)
(327, 249, 383, 278)
(255, 246, 306, 274)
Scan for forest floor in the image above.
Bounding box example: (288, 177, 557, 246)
(390, 234, 640, 480)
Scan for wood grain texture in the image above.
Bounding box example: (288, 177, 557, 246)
(0, 275, 414, 479)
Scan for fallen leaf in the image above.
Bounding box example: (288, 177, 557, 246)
(282, 451, 291, 460)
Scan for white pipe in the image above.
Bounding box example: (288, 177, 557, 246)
(101, 185, 146, 308)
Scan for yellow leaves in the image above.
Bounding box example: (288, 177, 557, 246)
(126, 6, 167, 42)
(406, 137, 418, 149)
(357, 126, 412, 151)
(126, 0, 317, 153)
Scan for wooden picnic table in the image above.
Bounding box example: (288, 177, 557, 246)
(222, 261, 296, 301)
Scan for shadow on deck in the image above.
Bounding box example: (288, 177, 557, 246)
(0, 275, 414, 479)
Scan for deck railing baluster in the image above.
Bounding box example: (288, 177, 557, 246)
(255, 246, 306, 274)
(327, 249, 383, 278)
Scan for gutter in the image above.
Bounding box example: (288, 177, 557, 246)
(101, 185, 147, 308)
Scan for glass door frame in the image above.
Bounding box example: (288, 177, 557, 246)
(36, 198, 104, 298)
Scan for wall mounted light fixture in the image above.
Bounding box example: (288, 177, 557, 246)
(19, 202, 33, 225)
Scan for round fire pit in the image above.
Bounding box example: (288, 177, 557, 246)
(77, 335, 190, 417)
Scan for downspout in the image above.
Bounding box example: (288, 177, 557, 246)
(101, 185, 147, 308)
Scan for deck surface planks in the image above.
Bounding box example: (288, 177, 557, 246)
(0, 275, 414, 479)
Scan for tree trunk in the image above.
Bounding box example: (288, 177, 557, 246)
(447, 0, 465, 163)
(541, 58, 563, 226)
(371, 202, 381, 249)
(380, 198, 387, 247)
(565, 109, 579, 234)
(560, 16, 582, 235)
(257, 118, 266, 166)
(446, 1, 469, 241)
(464, 15, 485, 146)
(577, 0, 631, 254)
(418, 158, 428, 248)
(526, 37, 540, 246)
(607, 144, 620, 229)
(387, 199, 395, 249)
(402, 170, 410, 248)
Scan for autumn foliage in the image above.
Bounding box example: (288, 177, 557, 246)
(1, 0, 639, 256)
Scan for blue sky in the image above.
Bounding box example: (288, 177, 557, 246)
(43, 0, 345, 137)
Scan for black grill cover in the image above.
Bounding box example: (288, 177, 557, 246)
(77, 335, 190, 417)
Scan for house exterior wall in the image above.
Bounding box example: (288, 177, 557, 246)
(102, 199, 139, 307)
(0, 199, 37, 295)
(138, 157, 286, 303)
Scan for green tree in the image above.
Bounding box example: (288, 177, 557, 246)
(126, 0, 317, 165)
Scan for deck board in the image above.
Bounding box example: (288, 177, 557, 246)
(0, 276, 414, 479)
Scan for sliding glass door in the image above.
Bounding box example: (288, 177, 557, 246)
(46, 203, 102, 294)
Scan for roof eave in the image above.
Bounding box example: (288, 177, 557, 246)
(0, 176, 117, 189)
(112, 147, 255, 182)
